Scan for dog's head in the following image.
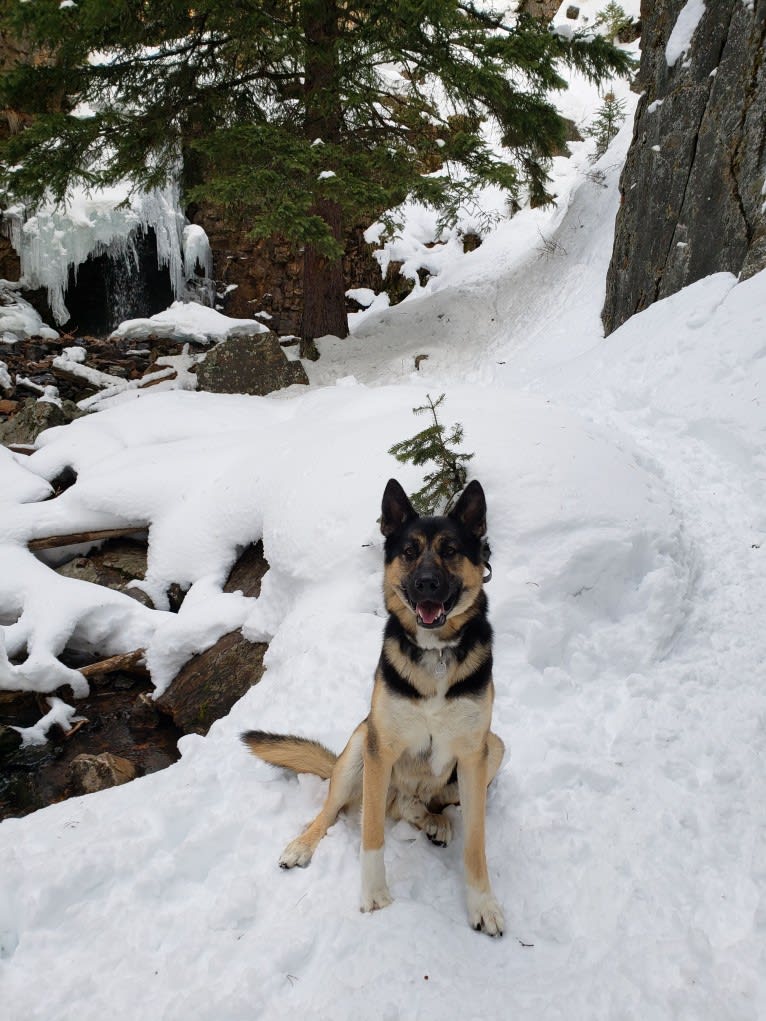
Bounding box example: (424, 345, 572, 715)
(380, 478, 489, 633)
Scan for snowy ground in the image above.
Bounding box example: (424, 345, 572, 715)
(2, 81, 766, 1021)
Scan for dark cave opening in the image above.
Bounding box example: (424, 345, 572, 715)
(62, 227, 174, 336)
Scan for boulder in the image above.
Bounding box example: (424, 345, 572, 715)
(0, 397, 84, 445)
(68, 752, 137, 795)
(194, 331, 309, 396)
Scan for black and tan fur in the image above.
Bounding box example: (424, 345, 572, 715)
(242, 478, 505, 936)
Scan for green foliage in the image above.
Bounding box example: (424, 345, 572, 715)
(588, 90, 627, 161)
(594, 3, 634, 42)
(0, 1, 635, 252)
(388, 393, 474, 514)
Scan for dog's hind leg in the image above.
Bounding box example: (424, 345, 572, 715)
(279, 723, 365, 869)
(388, 790, 453, 847)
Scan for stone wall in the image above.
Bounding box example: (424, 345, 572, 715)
(193, 206, 384, 337)
(602, 0, 766, 335)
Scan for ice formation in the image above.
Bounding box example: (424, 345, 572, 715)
(3, 182, 212, 325)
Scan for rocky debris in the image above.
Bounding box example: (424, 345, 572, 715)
(603, 0, 766, 335)
(0, 332, 205, 408)
(193, 330, 309, 395)
(0, 540, 271, 817)
(0, 670, 183, 819)
(68, 752, 136, 795)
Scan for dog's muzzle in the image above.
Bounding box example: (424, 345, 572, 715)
(405, 567, 460, 629)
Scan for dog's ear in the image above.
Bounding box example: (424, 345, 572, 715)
(381, 479, 417, 536)
(449, 480, 487, 538)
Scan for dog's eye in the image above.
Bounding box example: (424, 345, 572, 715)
(441, 545, 457, 558)
(403, 546, 418, 561)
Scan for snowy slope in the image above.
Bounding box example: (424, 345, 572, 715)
(2, 114, 766, 1021)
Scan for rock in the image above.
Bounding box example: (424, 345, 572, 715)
(194, 331, 309, 396)
(155, 631, 268, 735)
(602, 0, 766, 335)
(0, 724, 22, 758)
(0, 397, 85, 445)
(565, 5, 580, 19)
(517, 0, 560, 20)
(68, 752, 137, 795)
(56, 538, 152, 606)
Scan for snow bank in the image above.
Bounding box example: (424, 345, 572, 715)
(0, 383, 690, 700)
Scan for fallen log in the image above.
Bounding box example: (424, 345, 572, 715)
(28, 526, 147, 551)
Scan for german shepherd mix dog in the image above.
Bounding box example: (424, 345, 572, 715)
(242, 478, 505, 936)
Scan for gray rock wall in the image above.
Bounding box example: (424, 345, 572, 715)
(602, 0, 766, 335)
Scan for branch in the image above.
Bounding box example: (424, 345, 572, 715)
(28, 526, 147, 551)
(79, 649, 147, 678)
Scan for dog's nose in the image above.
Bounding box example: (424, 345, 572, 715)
(414, 573, 440, 594)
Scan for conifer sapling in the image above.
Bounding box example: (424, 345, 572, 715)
(388, 394, 474, 514)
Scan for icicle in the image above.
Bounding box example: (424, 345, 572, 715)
(2, 182, 212, 325)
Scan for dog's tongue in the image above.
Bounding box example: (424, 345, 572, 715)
(417, 601, 444, 626)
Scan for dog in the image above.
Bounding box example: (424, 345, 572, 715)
(242, 478, 505, 936)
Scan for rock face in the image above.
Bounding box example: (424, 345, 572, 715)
(602, 0, 766, 335)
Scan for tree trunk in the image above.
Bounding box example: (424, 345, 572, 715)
(301, 198, 348, 358)
(300, 0, 349, 359)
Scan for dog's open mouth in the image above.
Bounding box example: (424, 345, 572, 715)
(416, 600, 446, 628)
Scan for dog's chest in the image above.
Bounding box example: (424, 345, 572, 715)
(390, 649, 482, 774)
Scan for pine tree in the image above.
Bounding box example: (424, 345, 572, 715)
(388, 393, 473, 514)
(0, 1, 633, 357)
(594, 3, 634, 43)
(588, 90, 627, 161)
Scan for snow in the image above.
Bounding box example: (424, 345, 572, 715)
(0, 286, 59, 341)
(12, 696, 83, 747)
(666, 0, 707, 67)
(1, 63, 766, 1021)
(111, 300, 270, 345)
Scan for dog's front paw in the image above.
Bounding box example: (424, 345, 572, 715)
(360, 885, 393, 913)
(467, 888, 504, 937)
(279, 837, 314, 869)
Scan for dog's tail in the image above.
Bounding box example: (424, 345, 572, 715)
(241, 730, 337, 780)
